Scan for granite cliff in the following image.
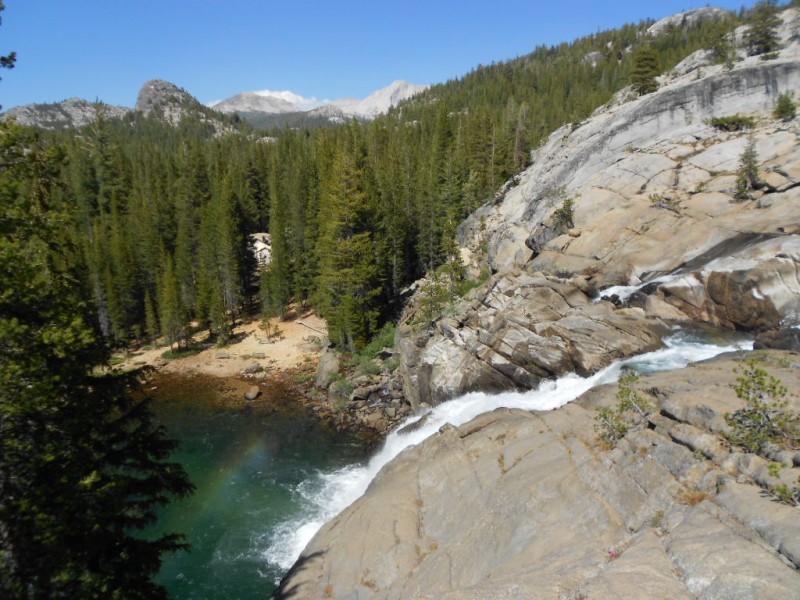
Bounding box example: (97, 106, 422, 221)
(398, 7, 800, 407)
(280, 8, 800, 599)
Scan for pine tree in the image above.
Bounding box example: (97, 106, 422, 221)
(630, 45, 661, 96)
(707, 20, 737, 69)
(774, 92, 796, 121)
(144, 289, 160, 342)
(735, 135, 760, 200)
(746, 0, 782, 58)
(0, 122, 193, 598)
(0, 2, 15, 110)
(261, 140, 293, 319)
(315, 123, 383, 351)
(157, 253, 186, 350)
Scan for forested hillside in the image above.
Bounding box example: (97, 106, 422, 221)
(40, 9, 746, 352)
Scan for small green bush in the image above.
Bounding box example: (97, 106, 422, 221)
(710, 115, 756, 132)
(774, 92, 796, 121)
(359, 322, 396, 359)
(331, 378, 354, 399)
(595, 371, 652, 447)
(161, 346, 202, 360)
(773, 477, 800, 505)
(552, 197, 575, 232)
(649, 193, 679, 212)
(594, 406, 629, 447)
(456, 267, 491, 297)
(356, 358, 382, 377)
(724, 358, 798, 454)
(651, 509, 665, 529)
(735, 136, 760, 201)
(768, 461, 784, 478)
(616, 371, 653, 418)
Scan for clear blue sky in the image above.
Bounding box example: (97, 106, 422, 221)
(2, 1, 762, 109)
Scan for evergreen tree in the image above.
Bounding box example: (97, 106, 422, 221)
(746, 0, 782, 58)
(0, 122, 193, 598)
(0, 1, 15, 111)
(157, 253, 187, 349)
(630, 45, 661, 95)
(774, 91, 796, 121)
(315, 123, 383, 350)
(144, 289, 160, 342)
(735, 135, 760, 200)
(196, 175, 246, 340)
(707, 19, 737, 69)
(261, 138, 294, 319)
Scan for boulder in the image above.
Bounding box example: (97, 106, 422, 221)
(244, 386, 260, 400)
(315, 347, 340, 389)
(754, 327, 800, 352)
(660, 237, 800, 330)
(398, 273, 665, 404)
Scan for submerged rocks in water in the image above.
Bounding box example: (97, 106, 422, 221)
(244, 385, 261, 400)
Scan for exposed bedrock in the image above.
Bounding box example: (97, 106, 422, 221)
(277, 354, 800, 599)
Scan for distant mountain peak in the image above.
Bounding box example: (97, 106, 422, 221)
(330, 80, 429, 119)
(1, 97, 130, 130)
(135, 79, 202, 117)
(211, 90, 316, 115)
(210, 80, 429, 126)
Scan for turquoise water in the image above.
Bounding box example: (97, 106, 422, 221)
(146, 380, 370, 599)
(147, 330, 751, 598)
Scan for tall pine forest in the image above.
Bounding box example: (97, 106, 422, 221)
(38, 14, 741, 352)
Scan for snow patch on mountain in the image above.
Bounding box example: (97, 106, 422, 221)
(212, 89, 324, 114)
(211, 80, 428, 121)
(329, 80, 429, 119)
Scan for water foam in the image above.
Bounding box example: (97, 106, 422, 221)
(262, 332, 751, 573)
(596, 273, 681, 303)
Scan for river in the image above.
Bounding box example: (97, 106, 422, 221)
(145, 376, 371, 599)
(149, 330, 751, 598)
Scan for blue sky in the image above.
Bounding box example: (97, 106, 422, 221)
(2, 1, 762, 109)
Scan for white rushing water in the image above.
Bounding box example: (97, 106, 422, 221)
(262, 332, 752, 573)
(596, 272, 682, 303)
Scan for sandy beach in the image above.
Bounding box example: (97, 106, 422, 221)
(116, 312, 328, 379)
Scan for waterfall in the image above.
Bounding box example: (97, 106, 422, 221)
(595, 272, 681, 303)
(262, 331, 751, 574)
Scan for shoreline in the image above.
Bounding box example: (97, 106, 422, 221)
(116, 311, 328, 380)
(117, 312, 389, 443)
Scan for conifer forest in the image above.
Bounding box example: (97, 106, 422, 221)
(2, 2, 781, 596)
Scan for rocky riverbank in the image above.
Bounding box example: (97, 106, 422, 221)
(277, 350, 800, 599)
(276, 9, 800, 599)
(117, 311, 412, 438)
(397, 8, 800, 409)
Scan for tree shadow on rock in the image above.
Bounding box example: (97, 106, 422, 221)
(271, 550, 326, 600)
